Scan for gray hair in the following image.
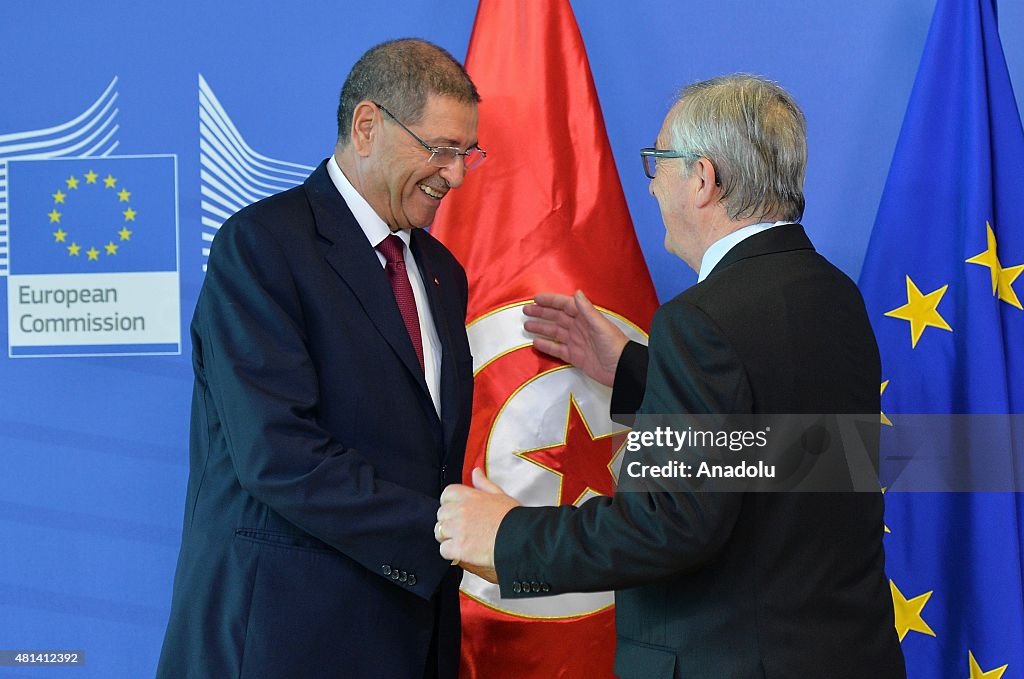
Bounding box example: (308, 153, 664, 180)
(667, 74, 807, 222)
(337, 38, 480, 144)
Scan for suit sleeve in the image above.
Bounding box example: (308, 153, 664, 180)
(196, 215, 450, 600)
(609, 340, 649, 423)
(495, 300, 752, 595)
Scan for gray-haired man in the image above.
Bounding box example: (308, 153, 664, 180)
(436, 75, 906, 679)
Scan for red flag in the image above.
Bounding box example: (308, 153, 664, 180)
(432, 1, 659, 677)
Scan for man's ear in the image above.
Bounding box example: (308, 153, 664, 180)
(693, 157, 720, 208)
(350, 101, 379, 157)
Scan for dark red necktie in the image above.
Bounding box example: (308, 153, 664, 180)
(377, 234, 425, 372)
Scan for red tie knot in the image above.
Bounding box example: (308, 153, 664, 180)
(377, 233, 406, 265)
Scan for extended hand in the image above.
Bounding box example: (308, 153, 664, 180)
(436, 468, 519, 584)
(523, 290, 629, 387)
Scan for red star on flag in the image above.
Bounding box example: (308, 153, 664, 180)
(519, 395, 620, 505)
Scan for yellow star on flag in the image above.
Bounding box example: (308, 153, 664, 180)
(103, 174, 117, 188)
(117, 188, 131, 202)
(47, 209, 62, 223)
(52, 190, 66, 204)
(84, 169, 98, 184)
(885, 276, 952, 348)
(65, 175, 79, 190)
(104, 241, 118, 255)
(966, 221, 1023, 310)
(118, 227, 133, 241)
(86, 246, 100, 261)
(67, 242, 81, 256)
(880, 380, 893, 427)
(890, 579, 936, 642)
(968, 650, 1008, 679)
(123, 207, 137, 222)
(53, 228, 67, 243)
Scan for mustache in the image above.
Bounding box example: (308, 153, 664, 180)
(418, 178, 450, 192)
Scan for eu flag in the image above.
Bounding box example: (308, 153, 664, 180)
(859, 0, 1024, 676)
(7, 156, 178, 275)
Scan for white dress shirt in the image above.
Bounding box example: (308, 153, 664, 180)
(327, 155, 442, 416)
(698, 221, 794, 282)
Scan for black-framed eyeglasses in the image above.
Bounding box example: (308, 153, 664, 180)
(640, 147, 690, 179)
(374, 102, 487, 171)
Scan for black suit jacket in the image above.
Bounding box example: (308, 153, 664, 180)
(158, 161, 473, 679)
(495, 225, 905, 678)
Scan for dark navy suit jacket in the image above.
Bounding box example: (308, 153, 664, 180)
(158, 160, 472, 678)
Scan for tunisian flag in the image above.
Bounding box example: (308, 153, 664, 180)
(431, 1, 659, 677)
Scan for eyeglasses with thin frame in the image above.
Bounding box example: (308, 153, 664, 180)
(640, 147, 689, 179)
(640, 147, 721, 185)
(374, 102, 487, 171)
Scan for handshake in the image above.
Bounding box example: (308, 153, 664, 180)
(434, 467, 519, 583)
(435, 290, 628, 583)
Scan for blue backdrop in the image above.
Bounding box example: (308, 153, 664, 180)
(2, 1, 1023, 676)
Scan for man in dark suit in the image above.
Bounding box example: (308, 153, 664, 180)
(158, 39, 481, 679)
(436, 75, 906, 678)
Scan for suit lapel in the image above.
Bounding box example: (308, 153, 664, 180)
(303, 161, 432, 402)
(411, 229, 461, 454)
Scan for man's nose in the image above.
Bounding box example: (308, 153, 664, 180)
(439, 159, 467, 189)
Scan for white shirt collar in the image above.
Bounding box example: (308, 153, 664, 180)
(326, 155, 442, 415)
(326, 154, 412, 248)
(697, 221, 793, 282)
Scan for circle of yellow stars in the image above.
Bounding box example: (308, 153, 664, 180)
(879, 220, 1018, 677)
(48, 169, 136, 262)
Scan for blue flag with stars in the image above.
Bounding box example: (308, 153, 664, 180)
(859, 0, 1024, 677)
(7, 155, 177, 275)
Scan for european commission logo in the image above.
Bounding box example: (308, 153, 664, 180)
(5, 155, 180, 357)
(0, 77, 180, 357)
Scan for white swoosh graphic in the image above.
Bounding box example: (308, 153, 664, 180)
(198, 74, 314, 271)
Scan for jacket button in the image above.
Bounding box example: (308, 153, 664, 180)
(408, 574, 417, 586)
(391, 570, 400, 580)
(531, 581, 540, 592)
(400, 571, 408, 583)
(382, 565, 392, 576)
(541, 583, 551, 592)
(512, 582, 522, 594)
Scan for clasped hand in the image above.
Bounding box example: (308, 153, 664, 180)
(436, 468, 519, 584)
